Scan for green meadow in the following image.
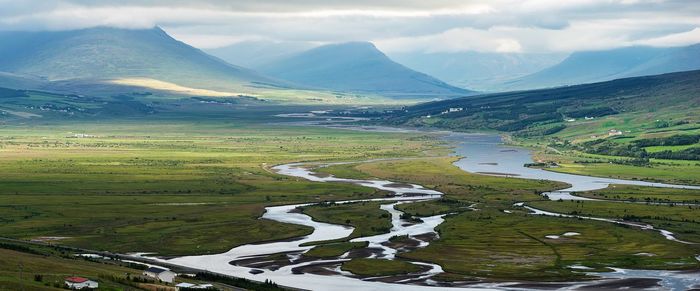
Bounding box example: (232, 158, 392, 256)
(314, 158, 700, 281)
(0, 240, 181, 291)
(577, 184, 700, 203)
(301, 201, 393, 239)
(0, 117, 439, 256)
(529, 200, 700, 243)
(1, 107, 699, 283)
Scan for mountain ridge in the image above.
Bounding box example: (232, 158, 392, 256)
(0, 26, 291, 93)
(258, 41, 475, 99)
(504, 44, 700, 90)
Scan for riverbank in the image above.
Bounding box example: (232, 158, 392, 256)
(150, 125, 699, 290)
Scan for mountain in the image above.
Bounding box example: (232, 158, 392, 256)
(0, 27, 289, 94)
(382, 70, 700, 136)
(504, 44, 700, 90)
(387, 51, 566, 92)
(206, 40, 316, 68)
(258, 42, 474, 99)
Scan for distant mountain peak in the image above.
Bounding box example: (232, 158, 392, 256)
(505, 43, 700, 90)
(259, 41, 474, 99)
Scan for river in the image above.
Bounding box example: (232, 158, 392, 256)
(142, 119, 700, 291)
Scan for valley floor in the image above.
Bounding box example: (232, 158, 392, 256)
(1, 112, 699, 288)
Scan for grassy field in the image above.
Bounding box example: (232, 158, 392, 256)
(3, 102, 700, 283)
(520, 109, 700, 185)
(0, 117, 441, 256)
(312, 163, 375, 180)
(576, 184, 700, 203)
(300, 201, 393, 239)
(395, 199, 472, 216)
(317, 158, 700, 281)
(528, 200, 700, 243)
(0, 242, 157, 291)
(546, 161, 700, 185)
(341, 259, 422, 277)
(303, 242, 368, 258)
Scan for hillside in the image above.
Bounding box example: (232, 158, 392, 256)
(259, 42, 474, 99)
(376, 70, 700, 139)
(388, 51, 565, 91)
(0, 27, 289, 94)
(504, 44, 700, 90)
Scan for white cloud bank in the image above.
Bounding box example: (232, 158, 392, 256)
(0, 0, 698, 53)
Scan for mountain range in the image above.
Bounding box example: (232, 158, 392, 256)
(0, 26, 698, 103)
(387, 51, 566, 92)
(0, 28, 473, 101)
(503, 44, 700, 90)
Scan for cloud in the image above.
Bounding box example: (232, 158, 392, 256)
(374, 27, 524, 53)
(0, 0, 698, 52)
(637, 27, 700, 46)
(377, 15, 700, 53)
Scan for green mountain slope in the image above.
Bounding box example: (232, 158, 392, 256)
(259, 42, 475, 99)
(0, 27, 289, 93)
(381, 70, 700, 138)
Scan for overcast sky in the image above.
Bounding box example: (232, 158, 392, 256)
(1, 0, 699, 53)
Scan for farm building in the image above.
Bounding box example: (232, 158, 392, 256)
(143, 266, 176, 283)
(608, 129, 623, 136)
(176, 282, 215, 290)
(64, 277, 98, 289)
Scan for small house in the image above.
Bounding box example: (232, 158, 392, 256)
(65, 277, 98, 289)
(608, 129, 623, 136)
(176, 282, 214, 290)
(176, 282, 196, 290)
(143, 266, 176, 283)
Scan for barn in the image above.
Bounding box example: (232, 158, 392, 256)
(143, 266, 176, 283)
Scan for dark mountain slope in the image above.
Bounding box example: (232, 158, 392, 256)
(259, 42, 474, 99)
(381, 70, 700, 134)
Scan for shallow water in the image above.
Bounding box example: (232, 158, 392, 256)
(447, 133, 700, 193)
(143, 122, 699, 291)
(159, 162, 478, 290)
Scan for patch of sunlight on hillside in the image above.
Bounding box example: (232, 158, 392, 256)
(108, 78, 253, 97)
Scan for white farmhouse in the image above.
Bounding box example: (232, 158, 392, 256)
(608, 129, 623, 136)
(64, 277, 98, 289)
(176, 282, 215, 290)
(143, 266, 176, 283)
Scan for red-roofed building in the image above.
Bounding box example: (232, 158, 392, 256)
(65, 276, 98, 289)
